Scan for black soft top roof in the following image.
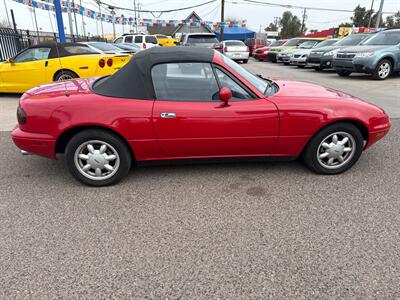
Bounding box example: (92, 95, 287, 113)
(29, 42, 98, 59)
(93, 46, 215, 99)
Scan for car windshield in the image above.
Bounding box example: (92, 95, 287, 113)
(284, 39, 304, 46)
(115, 44, 139, 50)
(363, 31, 400, 45)
(315, 39, 338, 48)
(188, 35, 218, 44)
(299, 41, 318, 48)
(336, 34, 369, 46)
(225, 41, 245, 46)
(89, 42, 120, 51)
(221, 54, 272, 95)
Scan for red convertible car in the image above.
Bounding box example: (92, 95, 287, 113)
(12, 47, 390, 186)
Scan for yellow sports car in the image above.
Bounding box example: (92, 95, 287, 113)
(155, 34, 178, 47)
(0, 42, 131, 93)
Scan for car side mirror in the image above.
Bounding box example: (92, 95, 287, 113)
(219, 87, 232, 104)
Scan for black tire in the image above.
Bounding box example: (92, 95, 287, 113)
(65, 129, 132, 186)
(297, 65, 305, 68)
(283, 62, 290, 66)
(302, 122, 364, 175)
(313, 66, 324, 71)
(243, 59, 248, 64)
(336, 70, 352, 77)
(372, 59, 392, 80)
(54, 70, 79, 81)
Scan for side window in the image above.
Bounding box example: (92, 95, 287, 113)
(214, 68, 253, 100)
(152, 62, 220, 101)
(114, 37, 123, 43)
(14, 47, 51, 63)
(145, 36, 158, 44)
(134, 36, 142, 43)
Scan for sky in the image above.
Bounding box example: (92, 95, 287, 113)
(1, 0, 399, 36)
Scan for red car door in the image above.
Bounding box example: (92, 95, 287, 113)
(151, 62, 279, 159)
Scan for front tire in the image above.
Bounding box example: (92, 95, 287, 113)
(336, 70, 352, 77)
(243, 59, 248, 64)
(302, 122, 364, 175)
(373, 59, 392, 80)
(65, 129, 132, 186)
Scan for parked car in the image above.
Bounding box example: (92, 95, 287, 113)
(113, 34, 158, 49)
(278, 39, 325, 65)
(306, 33, 374, 71)
(79, 42, 132, 54)
(155, 34, 178, 47)
(333, 29, 400, 80)
(113, 43, 141, 54)
(244, 38, 268, 56)
(214, 40, 249, 63)
(179, 33, 219, 48)
(0, 43, 131, 93)
(268, 38, 321, 63)
(253, 39, 288, 61)
(12, 47, 390, 186)
(290, 39, 338, 68)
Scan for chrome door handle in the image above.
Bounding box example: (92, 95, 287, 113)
(160, 112, 176, 118)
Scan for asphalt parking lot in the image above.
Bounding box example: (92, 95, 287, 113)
(1, 59, 399, 298)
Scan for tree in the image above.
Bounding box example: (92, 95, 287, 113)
(338, 22, 353, 28)
(386, 11, 400, 29)
(264, 22, 278, 32)
(279, 11, 302, 38)
(0, 19, 9, 28)
(350, 5, 384, 28)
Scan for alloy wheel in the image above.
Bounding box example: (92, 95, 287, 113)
(317, 132, 356, 169)
(378, 62, 391, 79)
(74, 140, 120, 181)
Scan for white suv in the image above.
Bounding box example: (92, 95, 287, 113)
(113, 34, 158, 50)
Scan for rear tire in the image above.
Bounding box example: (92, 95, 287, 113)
(65, 129, 132, 186)
(302, 122, 364, 175)
(314, 66, 323, 71)
(243, 59, 248, 64)
(336, 70, 352, 77)
(297, 65, 305, 68)
(372, 59, 392, 80)
(54, 70, 79, 81)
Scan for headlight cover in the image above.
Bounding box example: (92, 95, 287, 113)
(354, 51, 375, 58)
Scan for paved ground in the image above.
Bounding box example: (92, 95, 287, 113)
(0, 59, 399, 298)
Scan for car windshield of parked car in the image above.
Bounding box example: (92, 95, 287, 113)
(145, 36, 158, 44)
(315, 39, 338, 48)
(188, 35, 219, 44)
(89, 42, 120, 51)
(284, 39, 304, 46)
(221, 54, 273, 96)
(362, 31, 400, 45)
(225, 41, 245, 46)
(336, 34, 368, 46)
(299, 41, 318, 48)
(157, 35, 168, 39)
